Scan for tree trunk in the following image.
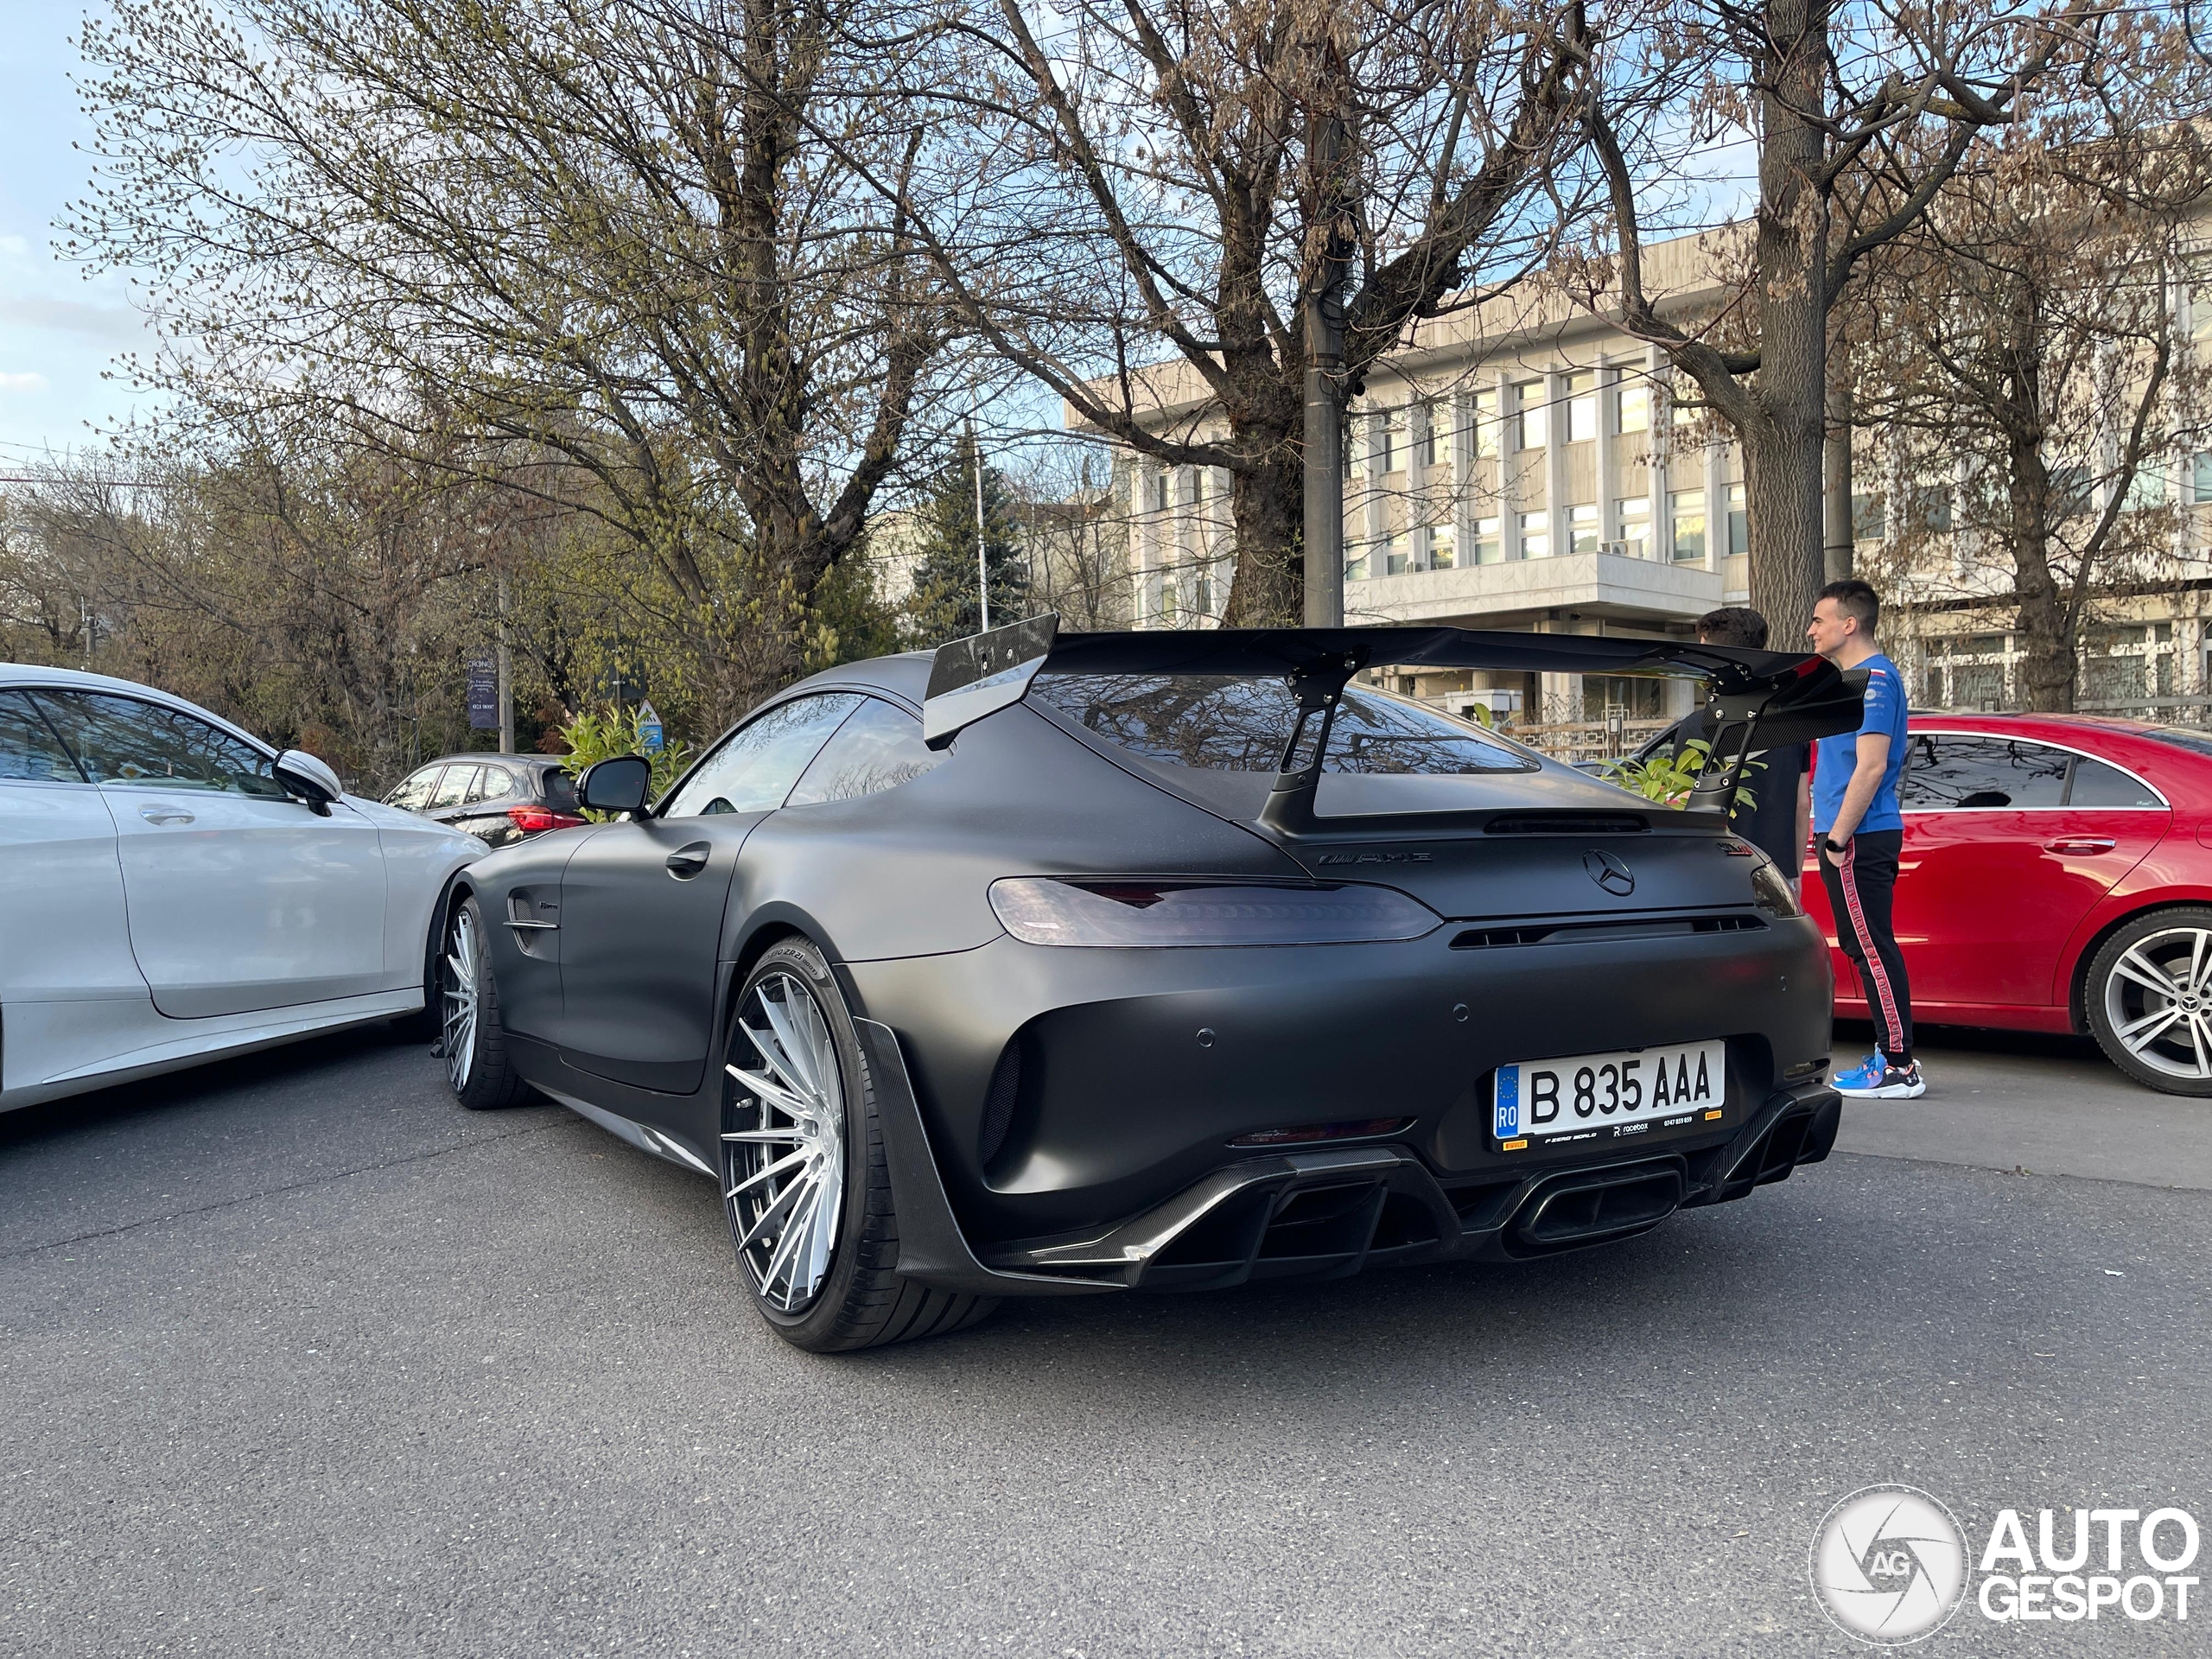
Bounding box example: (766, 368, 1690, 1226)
(2000, 289, 2073, 711)
(1743, 0, 1832, 639)
(1225, 441, 1305, 625)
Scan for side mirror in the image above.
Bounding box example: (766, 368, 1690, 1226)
(579, 753, 652, 816)
(274, 749, 343, 817)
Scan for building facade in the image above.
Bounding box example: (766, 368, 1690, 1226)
(1077, 227, 2212, 740)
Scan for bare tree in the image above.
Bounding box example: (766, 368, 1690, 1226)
(73, 0, 953, 718)
(1007, 443, 1135, 630)
(1567, 0, 2145, 631)
(857, 0, 1596, 623)
(1852, 114, 2212, 710)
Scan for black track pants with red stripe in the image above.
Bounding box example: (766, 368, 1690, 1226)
(1818, 828, 1913, 1065)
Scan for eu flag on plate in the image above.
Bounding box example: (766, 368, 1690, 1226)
(1494, 1065, 1520, 1138)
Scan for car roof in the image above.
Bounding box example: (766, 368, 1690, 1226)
(773, 652, 933, 706)
(405, 753, 564, 769)
(1912, 709, 2172, 737)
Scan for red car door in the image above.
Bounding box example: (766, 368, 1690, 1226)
(1886, 731, 2164, 1011)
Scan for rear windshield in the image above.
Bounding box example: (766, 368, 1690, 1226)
(1030, 673, 1537, 774)
(540, 766, 579, 810)
(2143, 727, 2212, 760)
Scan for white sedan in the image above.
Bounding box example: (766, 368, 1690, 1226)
(1, 664, 483, 1111)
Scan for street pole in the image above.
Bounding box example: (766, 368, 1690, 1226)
(971, 423, 991, 632)
(496, 573, 514, 753)
(1302, 105, 1351, 629)
(1823, 356, 1854, 584)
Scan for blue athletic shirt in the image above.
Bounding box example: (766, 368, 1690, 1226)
(1812, 652, 1908, 836)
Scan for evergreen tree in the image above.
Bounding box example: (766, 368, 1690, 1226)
(905, 436, 1027, 646)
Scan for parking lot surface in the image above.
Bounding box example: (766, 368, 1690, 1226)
(4, 1026, 2209, 1656)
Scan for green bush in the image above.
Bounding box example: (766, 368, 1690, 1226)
(556, 705, 693, 818)
(1603, 738, 1758, 813)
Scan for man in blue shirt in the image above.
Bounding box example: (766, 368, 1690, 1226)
(1807, 579, 1923, 1098)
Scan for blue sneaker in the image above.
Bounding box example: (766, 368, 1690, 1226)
(1834, 1052, 1926, 1099)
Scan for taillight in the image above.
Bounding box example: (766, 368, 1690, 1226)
(988, 877, 1441, 947)
(508, 804, 587, 833)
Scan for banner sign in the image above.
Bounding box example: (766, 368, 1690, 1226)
(467, 654, 499, 730)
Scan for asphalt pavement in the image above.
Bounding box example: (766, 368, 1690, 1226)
(4, 1023, 2210, 1657)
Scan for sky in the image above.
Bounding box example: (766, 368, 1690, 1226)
(0, 2, 156, 469)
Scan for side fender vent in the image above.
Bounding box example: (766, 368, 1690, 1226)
(977, 1040, 1022, 1169)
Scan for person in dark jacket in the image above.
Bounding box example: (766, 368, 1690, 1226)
(1640, 607, 1809, 873)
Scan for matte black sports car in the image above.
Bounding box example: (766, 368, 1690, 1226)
(435, 619, 1861, 1351)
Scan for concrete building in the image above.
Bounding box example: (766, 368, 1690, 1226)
(1071, 225, 2212, 739)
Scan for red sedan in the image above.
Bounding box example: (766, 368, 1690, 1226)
(1800, 712, 2212, 1095)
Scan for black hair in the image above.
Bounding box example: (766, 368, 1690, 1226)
(1815, 578, 1879, 634)
(1695, 607, 1769, 649)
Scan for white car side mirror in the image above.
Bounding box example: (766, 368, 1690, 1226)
(274, 749, 344, 816)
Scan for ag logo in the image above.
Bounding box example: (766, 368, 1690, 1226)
(1809, 1484, 1969, 1645)
(1582, 849, 1635, 896)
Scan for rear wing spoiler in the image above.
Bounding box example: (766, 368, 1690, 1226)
(924, 614, 1864, 830)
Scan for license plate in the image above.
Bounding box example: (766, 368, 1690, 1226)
(1492, 1040, 1726, 1147)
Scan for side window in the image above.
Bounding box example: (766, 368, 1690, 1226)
(663, 693, 862, 817)
(539, 767, 579, 811)
(0, 690, 86, 783)
(2068, 758, 2162, 808)
(787, 697, 942, 806)
(471, 765, 516, 804)
(32, 690, 286, 798)
(1897, 734, 2069, 810)
(387, 766, 443, 810)
(429, 765, 480, 810)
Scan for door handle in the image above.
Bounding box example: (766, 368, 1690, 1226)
(665, 842, 711, 879)
(137, 805, 195, 826)
(2044, 836, 2117, 855)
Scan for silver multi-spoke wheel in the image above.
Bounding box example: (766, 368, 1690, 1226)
(442, 904, 481, 1091)
(724, 971, 847, 1313)
(2101, 925, 2212, 1082)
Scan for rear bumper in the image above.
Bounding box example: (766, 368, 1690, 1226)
(844, 918, 1834, 1245)
(860, 1015, 1840, 1299)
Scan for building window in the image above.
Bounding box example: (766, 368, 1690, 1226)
(1672, 378, 1700, 427)
(2125, 461, 2168, 512)
(2193, 452, 2212, 504)
(1618, 380, 1649, 435)
(1617, 496, 1650, 559)
(1378, 408, 1406, 476)
(1344, 543, 1370, 582)
(1568, 503, 1599, 555)
(1726, 483, 1748, 556)
(1427, 524, 1455, 570)
(1471, 516, 1502, 564)
(1423, 406, 1451, 470)
(1669, 490, 1707, 563)
(1517, 509, 1550, 560)
(1473, 390, 1499, 459)
(1566, 372, 1597, 443)
(1853, 492, 1885, 541)
(1382, 530, 1410, 575)
(1345, 411, 1368, 478)
(1147, 471, 1167, 512)
(1515, 385, 1547, 451)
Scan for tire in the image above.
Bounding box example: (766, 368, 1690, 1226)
(721, 938, 997, 1353)
(2085, 906, 2212, 1096)
(439, 893, 534, 1110)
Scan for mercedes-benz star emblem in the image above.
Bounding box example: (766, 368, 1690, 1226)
(1583, 849, 1636, 896)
